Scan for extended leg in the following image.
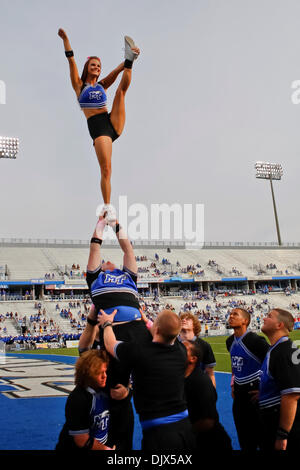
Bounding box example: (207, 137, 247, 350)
(109, 68, 132, 136)
(110, 36, 139, 135)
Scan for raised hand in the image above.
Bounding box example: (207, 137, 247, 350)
(132, 46, 140, 57)
(58, 28, 68, 40)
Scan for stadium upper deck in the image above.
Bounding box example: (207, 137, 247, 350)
(1, 239, 300, 300)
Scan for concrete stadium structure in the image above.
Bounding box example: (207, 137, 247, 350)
(1, 239, 300, 342)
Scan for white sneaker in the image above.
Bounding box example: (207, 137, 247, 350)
(96, 203, 109, 218)
(124, 35, 138, 61)
(106, 204, 117, 223)
(96, 203, 117, 222)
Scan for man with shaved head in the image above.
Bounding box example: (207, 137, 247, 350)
(155, 309, 182, 341)
(226, 307, 269, 451)
(98, 309, 196, 451)
(259, 308, 300, 451)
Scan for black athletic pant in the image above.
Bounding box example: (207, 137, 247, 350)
(99, 319, 152, 387)
(141, 418, 196, 452)
(259, 407, 300, 451)
(195, 422, 233, 452)
(100, 319, 152, 451)
(108, 393, 134, 451)
(233, 393, 261, 451)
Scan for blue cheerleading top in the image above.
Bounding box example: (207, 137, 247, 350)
(87, 388, 110, 444)
(67, 386, 110, 445)
(89, 267, 141, 322)
(78, 82, 107, 109)
(258, 336, 290, 410)
(228, 332, 263, 387)
(91, 268, 139, 299)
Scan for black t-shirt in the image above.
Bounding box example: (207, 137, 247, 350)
(226, 331, 269, 361)
(184, 366, 232, 451)
(185, 366, 219, 424)
(268, 339, 300, 394)
(115, 337, 188, 421)
(56, 385, 110, 450)
(194, 337, 216, 370)
(259, 338, 300, 428)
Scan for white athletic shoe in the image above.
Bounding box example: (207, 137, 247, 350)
(105, 204, 117, 223)
(124, 35, 139, 61)
(95, 203, 117, 222)
(96, 203, 108, 218)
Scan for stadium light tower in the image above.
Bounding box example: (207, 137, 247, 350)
(255, 161, 283, 246)
(0, 136, 19, 159)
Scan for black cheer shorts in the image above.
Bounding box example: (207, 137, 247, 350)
(87, 112, 119, 143)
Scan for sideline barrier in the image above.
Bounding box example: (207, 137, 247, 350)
(36, 342, 61, 349)
(66, 340, 79, 348)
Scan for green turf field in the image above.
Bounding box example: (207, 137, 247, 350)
(10, 330, 300, 373)
(204, 330, 300, 372)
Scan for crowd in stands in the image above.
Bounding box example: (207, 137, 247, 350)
(137, 261, 206, 278)
(58, 299, 92, 332)
(135, 256, 148, 261)
(55, 263, 87, 279)
(0, 332, 81, 348)
(230, 267, 243, 275)
(0, 299, 95, 347)
(137, 266, 150, 273)
(140, 290, 300, 333)
(44, 273, 56, 279)
(64, 270, 86, 279)
(1, 285, 300, 349)
(254, 263, 294, 276)
(134, 256, 297, 279)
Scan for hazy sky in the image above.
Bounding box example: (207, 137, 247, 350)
(1, 0, 300, 243)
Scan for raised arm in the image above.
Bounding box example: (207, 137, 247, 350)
(78, 304, 99, 354)
(109, 221, 137, 273)
(100, 63, 125, 90)
(98, 310, 119, 356)
(58, 28, 82, 95)
(87, 216, 107, 272)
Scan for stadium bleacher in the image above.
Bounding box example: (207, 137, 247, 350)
(1, 241, 300, 348)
